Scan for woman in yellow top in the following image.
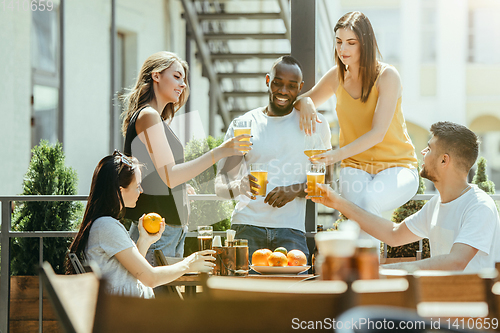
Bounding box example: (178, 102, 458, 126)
(294, 11, 419, 238)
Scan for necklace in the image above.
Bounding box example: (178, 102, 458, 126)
(459, 184, 471, 197)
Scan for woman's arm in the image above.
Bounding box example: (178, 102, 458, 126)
(135, 108, 250, 188)
(294, 66, 339, 134)
(115, 248, 216, 288)
(312, 66, 402, 166)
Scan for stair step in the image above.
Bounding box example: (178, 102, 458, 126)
(218, 72, 268, 79)
(223, 91, 268, 98)
(211, 52, 287, 60)
(204, 33, 287, 40)
(198, 12, 281, 20)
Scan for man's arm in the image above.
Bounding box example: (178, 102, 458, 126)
(308, 184, 421, 247)
(382, 243, 478, 272)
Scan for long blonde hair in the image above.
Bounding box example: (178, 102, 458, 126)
(334, 12, 381, 103)
(121, 51, 190, 136)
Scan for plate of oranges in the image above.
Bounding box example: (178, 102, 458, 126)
(250, 247, 310, 275)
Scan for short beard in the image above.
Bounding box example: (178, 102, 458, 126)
(268, 96, 294, 116)
(420, 167, 437, 183)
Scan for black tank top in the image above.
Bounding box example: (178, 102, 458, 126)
(123, 108, 187, 225)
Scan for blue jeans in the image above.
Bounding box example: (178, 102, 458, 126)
(231, 224, 309, 264)
(129, 223, 186, 266)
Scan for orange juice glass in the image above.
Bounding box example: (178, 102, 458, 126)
(233, 119, 252, 152)
(307, 163, 326, 197)
(250, 163, 267, 196)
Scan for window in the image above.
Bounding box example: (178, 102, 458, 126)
(421, 0, 437, 63)
(468, 7, 500, 64)
(31, 7, 60, 147)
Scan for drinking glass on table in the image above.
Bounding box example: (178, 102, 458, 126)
(233, 119, 252, 153)
(249, 163, 268, 197)
(197, 226, 213, 251)
(307, 163, 326, 198)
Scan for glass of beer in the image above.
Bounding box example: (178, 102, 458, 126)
(234, 239, 249, 275)
(304, 124, 327, 159)
(307, 163, 326, 197)
(197, 225, 213, 251)
(233, 119, 252, 153)
(249, 163, 267, 196)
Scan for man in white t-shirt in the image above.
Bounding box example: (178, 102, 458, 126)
(310, 121, 500, 272)
(215, 56, 331, 259)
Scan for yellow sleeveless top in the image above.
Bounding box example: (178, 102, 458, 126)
(336, 69, 418, 174)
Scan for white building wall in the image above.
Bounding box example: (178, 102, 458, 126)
(0, 0, 184, 196)
(0, 10, 33, 195)
(435, 0, 467, 125)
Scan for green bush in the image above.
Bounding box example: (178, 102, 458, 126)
(183, 136, 235, 255)
(472, 157, 495, 194)
(386, 167, 430, 258)
(10, 140, 83, 275)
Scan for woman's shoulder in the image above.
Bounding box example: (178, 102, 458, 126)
(92, 216, 123, 230)
(135, 106, 163, 133)
(376, 63, 401, 87)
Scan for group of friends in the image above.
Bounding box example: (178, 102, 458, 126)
(67, 11, 500, 298)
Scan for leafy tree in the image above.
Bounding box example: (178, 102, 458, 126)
(386, 168, 430, 258)
(11, 140, 83, 275)
(183, 136, 235, 255)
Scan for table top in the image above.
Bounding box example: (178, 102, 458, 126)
(166, 273, 317, 286)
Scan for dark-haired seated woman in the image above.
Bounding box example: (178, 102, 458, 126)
(67, 151, 214, 298)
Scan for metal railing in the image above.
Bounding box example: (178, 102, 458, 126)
(2, 193, 500, 332)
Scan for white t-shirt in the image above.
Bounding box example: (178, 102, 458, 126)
(218, 107, 331, 232)
(85, 216, 154, 298)
(405, 185, 500, 272)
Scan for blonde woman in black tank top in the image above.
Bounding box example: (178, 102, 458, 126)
(120, 52, 251, 264)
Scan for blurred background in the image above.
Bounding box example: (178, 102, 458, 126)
(1, 0, 499, 200)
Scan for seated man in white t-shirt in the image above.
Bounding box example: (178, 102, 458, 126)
(309, 121, 500, 272)
(215, 56, 331, 259)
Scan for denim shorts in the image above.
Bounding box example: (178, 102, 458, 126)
(129, 222, 187, 266)
(231, 224, 309, 263)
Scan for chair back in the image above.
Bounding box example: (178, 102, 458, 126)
(39, 262, 100, 333)
(412, 270, 497, 319)
(352, 277, 417, 309)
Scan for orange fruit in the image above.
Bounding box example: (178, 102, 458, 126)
(268, 252, 288, 267)
(274, 247, 287, 256)
(143, 212, 162, 234)
(287, 249, 307, 266)
(252, 249, 272, 266)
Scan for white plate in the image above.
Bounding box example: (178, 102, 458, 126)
(250, 265, 311, 275)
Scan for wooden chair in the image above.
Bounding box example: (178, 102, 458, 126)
(352, 277, 417, 309)
(336, 306, 482, 333)
(41, 262, 355, 332)
(152, 250, 184, 299)
(412, 270, 497, 319)
(39, 262, 100, 333)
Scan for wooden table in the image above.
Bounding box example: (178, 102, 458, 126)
(165, 273, 317, 296)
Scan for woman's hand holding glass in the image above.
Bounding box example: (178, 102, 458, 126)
(185, 250, 216, 273)
(305, 183, 338, 209)
(216, 134, 252, 158)
(310, 149, 341, 166)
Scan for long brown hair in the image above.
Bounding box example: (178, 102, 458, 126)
(334, 11, 381, 103)
(120, 51, 190, 136)
(65, 152, 140, 274)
